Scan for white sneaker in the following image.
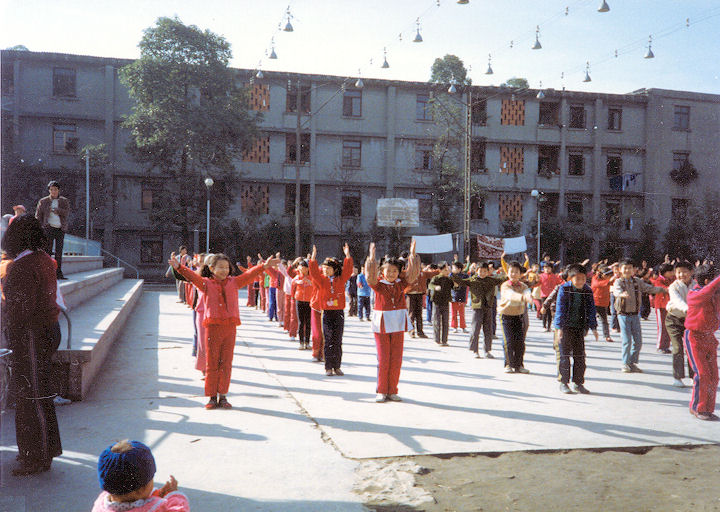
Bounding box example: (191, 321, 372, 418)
(672, 378, 685, 388)
(375, 393, 387, 402)
(386, 394, 402, 402)
(462, 328, 468, 333)
(453, 328, 460, 333)
(290, 336, 296, 341)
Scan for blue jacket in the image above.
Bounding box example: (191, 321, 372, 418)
(553, 281, 598, 330)
(357, 273, 371, 297)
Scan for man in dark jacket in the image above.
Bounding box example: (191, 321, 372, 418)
(35, 181, 70, 279)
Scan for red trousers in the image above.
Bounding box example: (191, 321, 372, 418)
(451, 302, 467, 329)
(277, 288, 285, 323)
(259, 286, 267, 312)
(285, 295, 298, 337)
(204, 324, 237, 397)
(311, 309, 324, 359)
(655, 308, 670, 350)
(246, 285, 255, 307)
(685, 330, 719, 414)
(375, 332, 405, 395)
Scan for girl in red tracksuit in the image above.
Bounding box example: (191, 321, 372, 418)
(308, 243, 353, 376)
(291, 260, 314, 350)
(364, 241, 419, 402)
(170, 253, 279, 409)
(684, 265, 720, 421)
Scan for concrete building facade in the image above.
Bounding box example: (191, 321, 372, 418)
(2, 50, 719, 277)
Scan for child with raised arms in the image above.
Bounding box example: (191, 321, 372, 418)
(364, 241, 420, 402)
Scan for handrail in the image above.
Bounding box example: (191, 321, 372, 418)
(59, 307, 72, 349)
(101, 248, 140, 279)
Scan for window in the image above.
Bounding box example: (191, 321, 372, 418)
(141, 182, 161, 210)
(416, 93, 432, 121)
(342, 89, 362, 117)
(140, 241, 164, 264)
(539, 193, 559, 217)
(470, 139, 486, 172)
(1, 60, 13, 95)
(471, 98, 487, 126)
(672, 151, 689, 171)
(53, 123, 77, 154)
(671, 198, 688, 222)
(470, 195, 485, 220)
(286, 83, 311, 113)
(415, 191, 433, 220)
(285, 184, 310, 215)
(539, 102, 559, 125)
(608, 107, 622, 131)
(673, 106, 690, 130)
(569, 105, 586, 129)
(567, 200, 583, 223)
(342, 139, 361, 168)
(606, 153, 623, 177)
(568, 151, 584, 176)
(53, 67, 76, 97)
(415, 143, 434, 170)
(341, 190, 361, 218)
(605, 201, 621, 225)
(286, 133, 310, 163)
(625, 218, 634, 231)
(538, 145, 559, 175)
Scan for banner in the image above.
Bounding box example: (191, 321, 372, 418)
(476, 235, 503, 259)
(503, 236, 527, 254)
(413, 234, 454, 253)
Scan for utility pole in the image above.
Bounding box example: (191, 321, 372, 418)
(463, 88, 472, 259)
(294, 78, 302, 256)
(85, 147, 90, 255)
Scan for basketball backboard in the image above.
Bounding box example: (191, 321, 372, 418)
(376, 198, 420, 227)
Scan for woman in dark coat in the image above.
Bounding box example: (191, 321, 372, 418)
(1, 214, 62, 475)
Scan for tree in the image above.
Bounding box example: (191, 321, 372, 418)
(502, 77, 529, 88)
(120, 17, 259, 243)
(631, 221, 660, 265)
(687, 192, 720, 263)
(430, 55, 471, 85)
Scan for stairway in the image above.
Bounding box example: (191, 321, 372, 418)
(53, 256, 143, 401)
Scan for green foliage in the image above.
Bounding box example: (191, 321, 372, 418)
(430, 54, 471, 86)
(216, 215, 314, 260)
(631, 221, 659, 265)
(687, 192, 720, 262)
(120, 17, 259, 241)
(502, 77, 530, 88)
(669, 160, 699, 186)
(599, 229, 625, 263)
(662, 216, 694, 262)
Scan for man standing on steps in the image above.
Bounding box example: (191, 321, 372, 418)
(35, 181, 70, 280)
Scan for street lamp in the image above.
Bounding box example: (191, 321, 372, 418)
(531, 189, 542, 264)
(204, 177, 214, 252)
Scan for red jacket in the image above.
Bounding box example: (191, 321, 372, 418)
(651, 275, 673, 310)
(292, 274, 315, 302)
(178, 263, 265, 326)
(265, 267, 280, 288)
(371, 278, 409, 311)
(591, 275, 612, 307)
(404, 269, 440, 294)
(685, 274, 720, 333)
(308, 257, 353, 310)
(539, 272, 563, 297)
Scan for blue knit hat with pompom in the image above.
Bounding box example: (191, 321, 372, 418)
(97, 440, 156, 495)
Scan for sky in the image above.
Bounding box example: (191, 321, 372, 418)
(1, 0, 719, 95)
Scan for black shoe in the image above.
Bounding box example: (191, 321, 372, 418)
(559, 383, 574, 394)
(12, 460, 51, 476)
(333, 368, 344, 376)
(57, 275, 67, 280)
(573, 383, 590, 394)
(418, 333, 429, 339)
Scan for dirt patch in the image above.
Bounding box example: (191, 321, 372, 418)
(359, 444, 720, 512)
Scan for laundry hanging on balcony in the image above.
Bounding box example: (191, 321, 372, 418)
(622, 173, 640, 190)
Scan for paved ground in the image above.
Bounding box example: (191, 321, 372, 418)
(2, 290, 719, 511)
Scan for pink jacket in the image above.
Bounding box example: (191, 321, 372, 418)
(92, 491, 189, 512)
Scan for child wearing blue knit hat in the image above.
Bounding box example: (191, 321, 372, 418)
(92, 440, 189, 511)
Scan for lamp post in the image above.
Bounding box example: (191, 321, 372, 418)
(85, 147, 90, 254)
(531, 189, 541, 263)
(204, 177, 214, 252)
(448, 82, 472, 259)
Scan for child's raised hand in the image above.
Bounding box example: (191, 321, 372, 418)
(311, 245, 317, 260)
(168, 258, 179, 270)
(157, 475, 178, 497)
(343, 243, 351, 258)
(409, 239, 416, 257)
(263, 257, 281, 269)
(368, 242, 376, 260)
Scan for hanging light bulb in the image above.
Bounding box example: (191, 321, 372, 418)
(485, 54, 493, 75)
(457, 0, 469, 4)
(355, 69, 364, 89)
(532, 26, 542, 50)
(381, 47, 389, 69)
(283, 6, 294, 32)
(644, 35, 654, 59)
(256, 69, 264, 79)
(269, 37, 277, 59)
(413, 18, 423, 42)
(597, 0, 610, 12)
(536, 81, 545, 99)
(583, 62, 591, 82)
(448, 80, 457, 94)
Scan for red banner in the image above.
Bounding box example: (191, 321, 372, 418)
(476, 235, 503, 259)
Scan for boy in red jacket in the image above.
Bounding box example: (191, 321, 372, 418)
(684, 264, 720, 421)
(652, 263, 674, 353)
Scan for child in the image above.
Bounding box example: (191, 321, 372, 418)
(93, 440, 188, 511)
(404, 263, 439, 338)
(278, 258, 299, 341)
(425, 263, 440, 325)
(428, 262, 454, 346)
(612, 258, 668, 373)
(539, 264, 563, 332)
(684, 264, 720, 421)
(364, 241, 419, 402)
(450, 260, 469, 333)
(553, 264, 599, 394)
(665, 260, 695, 387)
(450, 262, 506, 358)
(651, 263, 675, 353)
(170, 253, 279, 409)
(347, 266, 359, 317)
(357, 267, 372, 321)
(591, 266, 615, 342)
(308, 243, 353, 376)
(291, 259, 314, 350)
(498, 261, 533, 373)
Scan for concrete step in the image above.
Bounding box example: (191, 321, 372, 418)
(60, 255, 104, 275)
(59, 268, 124, 311)
(54, 279, 143, 400)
